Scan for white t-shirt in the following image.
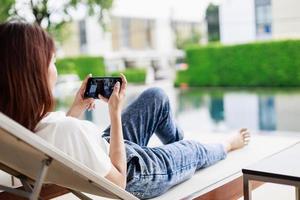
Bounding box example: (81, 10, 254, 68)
(34, 111, 112, 177)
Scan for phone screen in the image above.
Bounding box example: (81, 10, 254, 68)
(84, 77, 122, 99)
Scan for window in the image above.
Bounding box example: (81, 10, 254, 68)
(255, 0, 272, 37)
(79, 20, 87, 53)
(121, 18, 131, 48)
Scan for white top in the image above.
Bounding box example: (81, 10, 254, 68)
(34, 111, 112, 177)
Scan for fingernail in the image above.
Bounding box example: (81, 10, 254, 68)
(116, 82, 120, 86)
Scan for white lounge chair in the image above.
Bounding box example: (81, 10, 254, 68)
(0, 112, 139, 200)
(1, 111, 300, 200)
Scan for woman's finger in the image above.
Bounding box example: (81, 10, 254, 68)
(87, 104, 92, 111)
(86, 103, 91, 111)
(120, 73, 127, 88)
(80, 74, 92, 91)
(90, 102, 95, 110)
(85, 98, 94, 111)
(87, 102, 95, 111)
(112, 81, 121, 95)
(98, 94, 109, 102)
(120, 73, 127, 95)
(84, 98, 94, 105)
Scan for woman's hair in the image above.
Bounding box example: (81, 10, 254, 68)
(0, 21, 55, 131)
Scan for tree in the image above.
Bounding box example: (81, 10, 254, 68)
(0, 0, 113, 38)
(0, 0, 15, 22)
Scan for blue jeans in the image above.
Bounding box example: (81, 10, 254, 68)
(102, 88, 227, 199)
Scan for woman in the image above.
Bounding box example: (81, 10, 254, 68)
(0, 22, 250, 199)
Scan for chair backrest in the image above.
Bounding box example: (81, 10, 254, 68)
(0, 112, 138, 200)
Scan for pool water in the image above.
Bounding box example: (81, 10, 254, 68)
(175, 88, 300, 133)
(55, 83, 300, 134)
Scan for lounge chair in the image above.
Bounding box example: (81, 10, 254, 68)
(1, 112, 299, 200)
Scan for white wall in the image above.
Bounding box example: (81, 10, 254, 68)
(219, 0, 256, 44)
(85, 17, 112, 56)
(272, 0, 300, 39)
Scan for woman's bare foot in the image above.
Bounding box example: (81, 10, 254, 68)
(223, 128, 250, 152)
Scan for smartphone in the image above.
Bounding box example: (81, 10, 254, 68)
(84, 77, 122, 99)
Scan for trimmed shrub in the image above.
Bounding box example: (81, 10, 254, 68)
(110, 68, 147, 83)
(56, 56, 105, 80)
(175, 40, 300, 87)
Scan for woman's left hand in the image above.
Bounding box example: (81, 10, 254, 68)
(67, 74, 95, 118)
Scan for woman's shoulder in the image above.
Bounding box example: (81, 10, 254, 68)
(35, 111, 83, 134)
(36, 111, 73, 128)
(35, 111, 100, 137)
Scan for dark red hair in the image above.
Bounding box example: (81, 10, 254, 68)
(0, 21, 55, 131)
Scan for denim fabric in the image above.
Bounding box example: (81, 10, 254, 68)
(102, 88, 227, 199)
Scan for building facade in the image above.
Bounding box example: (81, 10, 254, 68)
(60, 0, 208, 77)
(219, 0, 300, 44)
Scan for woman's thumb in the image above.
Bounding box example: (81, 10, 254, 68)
(113, 81, 120, 94)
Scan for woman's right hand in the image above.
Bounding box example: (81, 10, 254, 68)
(99, 74, 127, 115)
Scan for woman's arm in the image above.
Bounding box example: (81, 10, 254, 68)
(68, 73, 128, 188)
(105, 111, 127, 188)
(67, 74, 95, 118)
(102, 74, 128, 189)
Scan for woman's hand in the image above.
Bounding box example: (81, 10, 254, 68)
(99, 74, 127, 116)
(67, 74, 95, 118)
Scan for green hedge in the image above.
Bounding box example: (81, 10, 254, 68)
(56, 56, 105, 80)
(175, 40, 300, 87)
(110, 68, 147, 83)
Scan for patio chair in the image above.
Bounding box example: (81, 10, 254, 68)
(0, 112, 139, 200)
(1, 111, 300, 200)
